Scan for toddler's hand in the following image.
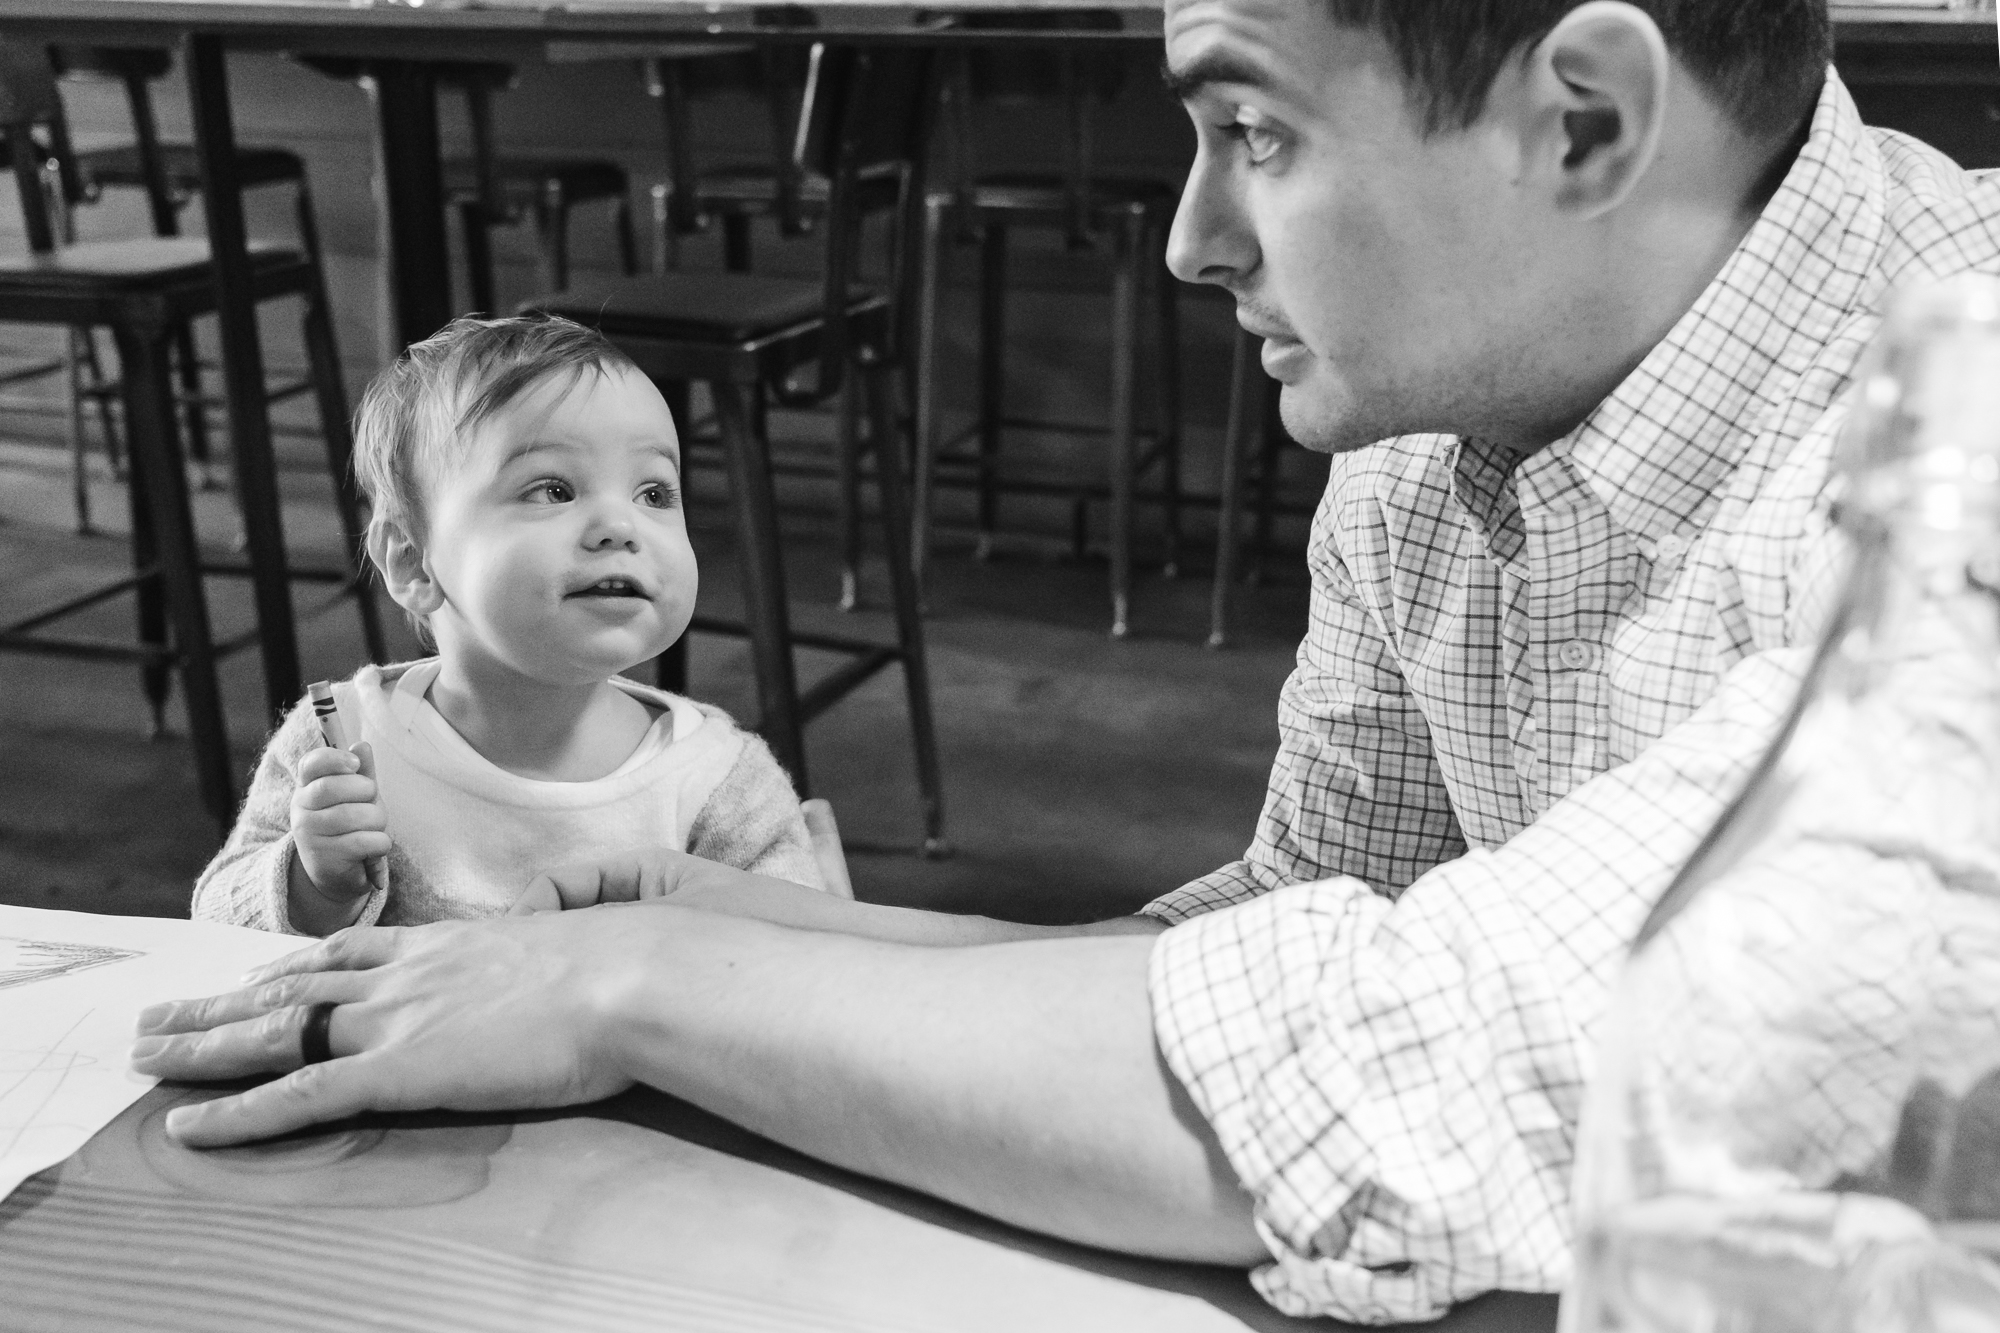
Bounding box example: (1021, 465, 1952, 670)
(291, 742, 391, 903)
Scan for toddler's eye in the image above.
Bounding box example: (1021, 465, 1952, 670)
(524, 479, 573, 505)
(638, 482, 680, 510)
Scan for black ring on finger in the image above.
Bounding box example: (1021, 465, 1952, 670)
(300, 1001, 338, 1066)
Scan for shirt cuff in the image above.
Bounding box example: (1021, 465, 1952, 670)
(1147, 879, 1469, 1323)
(1140, 859, 1273, 924)
(272, 840, 388, 936)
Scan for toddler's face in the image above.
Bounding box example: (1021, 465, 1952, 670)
(420, 365, 697, 686)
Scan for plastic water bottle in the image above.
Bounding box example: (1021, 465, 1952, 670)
(1563, 274, 2000, 1333)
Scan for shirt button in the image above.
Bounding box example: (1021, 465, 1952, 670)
(1558, 639, 1600, 671)
(1655, 533, 1690, 563)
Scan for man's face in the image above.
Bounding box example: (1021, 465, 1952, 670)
(1164, 0, 1530, 452)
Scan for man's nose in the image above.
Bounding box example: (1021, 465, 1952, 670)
(1165, 145, 1257, 289)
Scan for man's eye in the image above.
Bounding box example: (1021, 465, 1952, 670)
(524, 479, 573, 504)
(1220, 116, 1283, 166)
(638, 482, 679, 510)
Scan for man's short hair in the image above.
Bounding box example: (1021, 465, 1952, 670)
(352, 311, 640, 544)
(1328, 0, 1831, 139)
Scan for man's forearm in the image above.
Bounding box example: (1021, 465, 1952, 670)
(680, 873, 1170, 946)
(598, 916, 1263, 1264)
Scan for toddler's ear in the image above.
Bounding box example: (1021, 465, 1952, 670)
(368, 518, 446, 619)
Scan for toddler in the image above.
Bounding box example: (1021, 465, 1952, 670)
(194, 313, 821, 936)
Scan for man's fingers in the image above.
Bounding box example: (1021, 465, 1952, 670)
(134, 963, 374, 1037)
(232, 925, 402, 990)
(132, 992, 355, 1079)
(510, 878, 563, 916)
(163, 1055, 383, 1148)
(527, 858, 647, 911)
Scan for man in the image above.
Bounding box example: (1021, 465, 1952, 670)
(131, 0, 2000, 1322)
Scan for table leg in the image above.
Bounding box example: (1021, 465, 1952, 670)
(185, 34, 299, 724)
(365, 60, 454, 348)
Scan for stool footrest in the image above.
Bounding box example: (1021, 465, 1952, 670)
(685, 613, 905, 725)
(1, 571, 153, 636)
(0, 630, 171, 665)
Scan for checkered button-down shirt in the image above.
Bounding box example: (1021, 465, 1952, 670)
(1143, 72, 2000, 1323)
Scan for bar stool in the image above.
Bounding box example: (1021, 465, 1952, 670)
(912, 30, 1182, 639)
(51, 45, 327, 495)
(0, 43, 385, 834)
(438, 62, 639, 316)
(1208, 325, 1328, 649)
(524, 45, 946, 853)
(646, 45, 908, 613)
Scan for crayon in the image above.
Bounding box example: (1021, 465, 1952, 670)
(307, 681, 389, 896)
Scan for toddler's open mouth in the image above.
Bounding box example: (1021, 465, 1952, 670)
(567, 575, 652, 600)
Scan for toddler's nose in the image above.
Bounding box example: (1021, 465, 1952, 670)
(583, 505, 640, 552)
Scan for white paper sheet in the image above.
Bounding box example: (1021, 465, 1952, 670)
(0, 905, 304, 1202)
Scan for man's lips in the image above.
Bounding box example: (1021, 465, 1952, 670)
(1239, 318, 1301, 347)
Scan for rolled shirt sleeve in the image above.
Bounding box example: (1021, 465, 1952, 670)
(1149, 648, 1809, 1323)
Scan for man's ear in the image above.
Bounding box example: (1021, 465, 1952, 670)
(1525, 1, 1670, 218)
(367, 515, 446, 620)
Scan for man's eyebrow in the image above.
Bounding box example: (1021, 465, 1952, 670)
(1159, 50, 1269, 102)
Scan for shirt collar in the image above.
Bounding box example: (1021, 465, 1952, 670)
(1561, 70, 1884, 550)
(1448, 72, 1885, 562)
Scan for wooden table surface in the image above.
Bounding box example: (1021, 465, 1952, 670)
(0, 1083, 1560, 1332)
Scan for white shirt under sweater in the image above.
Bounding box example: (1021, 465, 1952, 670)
(193, 659, 822, 934)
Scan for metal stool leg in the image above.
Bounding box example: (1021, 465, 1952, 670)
(1209, 326, 1262, 650)
(115, 323, 234, 832)
(122, 400, 170, 735)
(862, 362, 947, 853)
(1152, 217, 1183, 580)
(170, 320, 214, 487)
(460, 199, 497, 316)
(655, 635, 689, 694)
(722, 214, 753, 274)
(836, 383, 862, 612)
(974, 218, 1006, 560)
(302, 278, 387, 664)
(1105, 205, 1141, 639)
(535, 178, 569, 293)
(1251, 373, 1282, 584)
(65, 327, 94, 535)
(614, 193, 640, 276)
(910, 191, 945, 602)
(713, 377, 806, 792)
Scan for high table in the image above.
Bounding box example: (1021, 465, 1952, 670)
(1, 1082, 1560, 1331)
(0, 8, 1991, 1325)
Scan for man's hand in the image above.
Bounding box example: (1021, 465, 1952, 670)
(128, 913, 641, 1147)
(291, 743, 390, 905)
(510, 847, 777, 915)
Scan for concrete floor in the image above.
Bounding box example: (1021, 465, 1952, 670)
(0, 433, 1312, 927)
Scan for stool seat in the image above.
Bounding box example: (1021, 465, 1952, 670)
(964, 173, 1180, 218)
(76, 142, 304, 194)
(690, 162, 903, 213)
(443, 156, 629, 207)
(534, 272, 879, 345)
(0, 237, 299, 290)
